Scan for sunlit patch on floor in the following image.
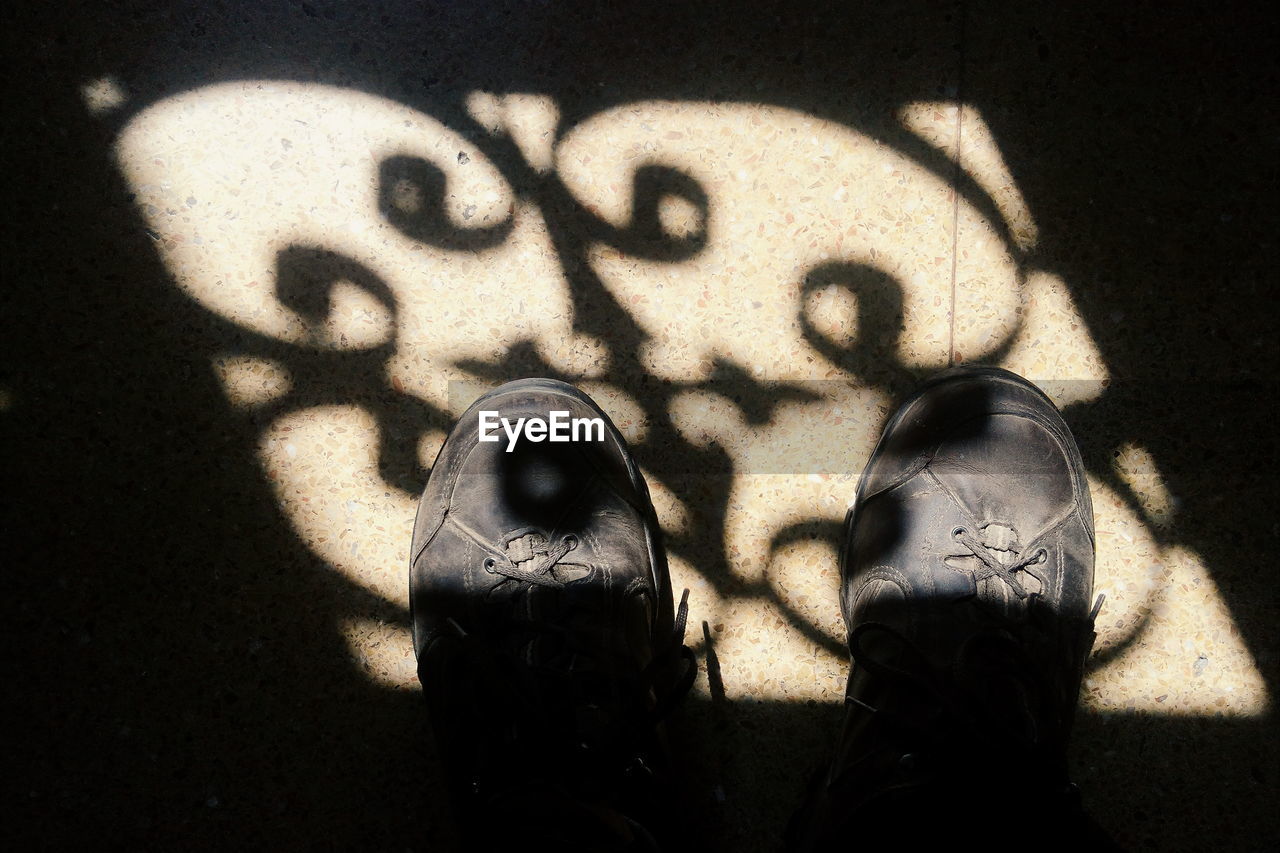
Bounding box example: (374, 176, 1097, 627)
(1113, 441, 1179, 529)
(802, 280, 861, 349)
(996, 271, 1110, 405)
(258, 405, 416, 607)
(81, 75, 128, 116)
(115, 81, 516, 348)
(666, 382, 886, 476)
(957, 105, 1040, 254)
(340, 617, 419, 690)
(763, 532, 845, 647)
(1086, 472, 1268, 716)
(110, 78, 1262, 724)
(416, 429, 447, 473)
(212, 355, 293, 408)
(561, 101, 974, 377)
(466, 91, 560, 173)
(711, 592, 847, 703)
(581, 382, 647, 445)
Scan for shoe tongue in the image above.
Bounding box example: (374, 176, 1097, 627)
(503, 528, 591, 583)
(516, 570, 629, 689)
(980, 523, 1019, 564)
(512, 589, 655, 762)
(505, 530, 546, 566)
(942, 523, 1044, 613)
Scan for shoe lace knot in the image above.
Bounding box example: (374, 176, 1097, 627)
(482, 527, 585, 587)
(950, 523, 1048, 599)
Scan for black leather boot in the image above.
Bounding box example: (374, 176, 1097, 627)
(791, 367, 1109, 851)
(410, 378, 695, 851)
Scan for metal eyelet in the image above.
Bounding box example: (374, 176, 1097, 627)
(483, 557, 497, 572)
(951, 526, 967, 539)
(563, 534, 579, 549)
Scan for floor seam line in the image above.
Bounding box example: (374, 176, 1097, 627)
(948, 0, 968, 367)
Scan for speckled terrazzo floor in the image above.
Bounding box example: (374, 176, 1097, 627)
(7, 2, 1277, 851)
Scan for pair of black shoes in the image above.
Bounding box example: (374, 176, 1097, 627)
(409, 368, 1103, 851)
